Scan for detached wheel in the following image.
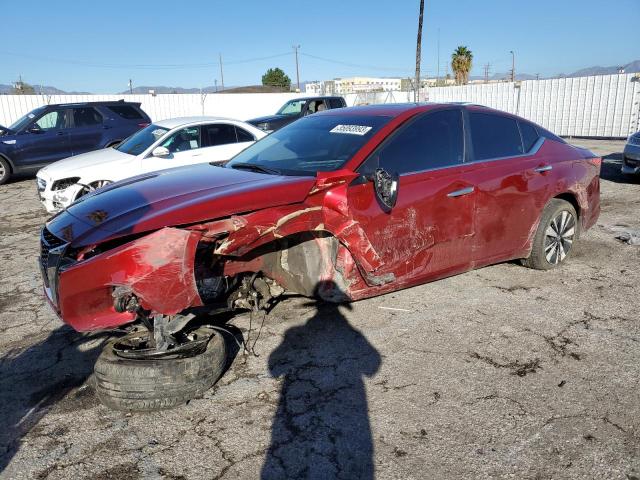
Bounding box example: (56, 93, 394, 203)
(0, 157, 11, 185)
(522, 199, 578, 270)
(93, 326, 226, 412)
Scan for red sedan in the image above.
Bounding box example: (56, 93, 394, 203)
(39, 103, 601, 410)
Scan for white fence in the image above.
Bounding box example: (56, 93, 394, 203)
(1, 73, 639, 138)
(0, 92, 308, 126)
(425, 73, 640, 138)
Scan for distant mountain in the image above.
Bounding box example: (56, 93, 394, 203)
(556, 60, 640, 78)
(118, 84, 296, 94)
(0, 83, 89, 94)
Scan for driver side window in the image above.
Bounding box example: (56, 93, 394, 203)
(161, 127, 201, 153)
(375, 109, 464, 174)
(35, 110, 68, 131)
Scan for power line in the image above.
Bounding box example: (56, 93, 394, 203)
(0, 50, 291, 70)
(300, 52, 414, 74)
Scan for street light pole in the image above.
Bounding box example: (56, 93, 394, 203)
(510, 50, 515, 82)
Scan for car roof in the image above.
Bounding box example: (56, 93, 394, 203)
(153, 116, 237, 129)
(47, 100, 141, 108)
(315, 102, 503, 118)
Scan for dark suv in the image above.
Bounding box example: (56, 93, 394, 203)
(0, 100, 151, 184)
(247, 96, 346, 133)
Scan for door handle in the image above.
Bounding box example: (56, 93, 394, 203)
(192, 152, 202, 157)
(534, 165, 553, 173)
(56, 131, 65, 136)
(447, 186, 475, 198)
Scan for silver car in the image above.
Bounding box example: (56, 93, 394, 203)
(622, 131, 640, 174)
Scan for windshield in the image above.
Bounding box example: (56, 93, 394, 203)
(276, 99, 306, 116)
(226, 114, 391, 176)
(116, 124, 169, 155)
(9, 107, 45, 131)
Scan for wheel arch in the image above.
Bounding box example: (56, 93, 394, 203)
(554, 191, 581, 220)
(0, 152, 15, 173)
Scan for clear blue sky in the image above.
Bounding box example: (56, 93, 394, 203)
(1, 0, 638, 92)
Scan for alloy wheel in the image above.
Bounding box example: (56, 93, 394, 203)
(0, 162, 6, 181)
(544, 210, 575, 265)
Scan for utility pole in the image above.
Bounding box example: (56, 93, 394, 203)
(219, 53, 225, 91)
(536, 73, 540, 81)
(128, 78, 133, 94)
(293, 45, 301, 92)
(483, 63, 490, 83)
(214, 79, 218, 93)
(510, 50, 515, 82)
(414, 0, 425, 102)
(436, 27, 440, 87)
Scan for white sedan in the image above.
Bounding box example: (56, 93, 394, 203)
(36, 116, 266, 213)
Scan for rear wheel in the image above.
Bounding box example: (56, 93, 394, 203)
(93, 326, 227, 411)
(0, 157, 11, 185)
(522, 199, 578, 270)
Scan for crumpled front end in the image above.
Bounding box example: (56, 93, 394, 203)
(41, 169, 396, 332)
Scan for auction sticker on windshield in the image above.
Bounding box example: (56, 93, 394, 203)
(330, 124, 373, 136)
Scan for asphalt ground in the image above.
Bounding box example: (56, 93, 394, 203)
(0, 139, 638, 479)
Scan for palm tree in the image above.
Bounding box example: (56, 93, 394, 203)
(451, 46, 473, 85)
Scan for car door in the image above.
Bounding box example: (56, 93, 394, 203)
(140, 125, 202, 173)
(69, 106, 106, 155)
(347, 108, 476, 285)
(465, 110, 552, 264)
(199, 123, 246, 164)
(13, 109, 72, 168)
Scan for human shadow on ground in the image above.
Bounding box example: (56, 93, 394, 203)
(261, 282, 381, 480)
(0, 326, 109, 473)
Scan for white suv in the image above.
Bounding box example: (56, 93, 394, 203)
(36, 116, 266, 213)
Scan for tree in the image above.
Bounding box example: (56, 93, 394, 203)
(262, 68, 291, 89)
(451, 46, 473, 85)
(12, 77, 35, 95)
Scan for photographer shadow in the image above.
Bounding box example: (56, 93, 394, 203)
(262, 282, 381, 479)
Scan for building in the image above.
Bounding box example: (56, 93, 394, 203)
(305, 77, 402, 95)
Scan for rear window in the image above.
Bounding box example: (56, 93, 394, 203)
(519, 121, 539, 152)
(108, 105, 144, 120)
(235, 127, 255, 142)
(470, 112, 523, 160)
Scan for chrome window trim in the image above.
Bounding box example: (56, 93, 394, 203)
(398, 136, 546, 177)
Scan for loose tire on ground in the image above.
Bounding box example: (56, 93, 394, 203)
(0, 157, 11, 185)
(522, 198, 578, 270)
(93, 326, 227, 412)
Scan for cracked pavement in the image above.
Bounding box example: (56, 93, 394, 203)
(0, 139, 639, 479)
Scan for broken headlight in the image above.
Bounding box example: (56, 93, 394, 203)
(51, 177, 80, 191)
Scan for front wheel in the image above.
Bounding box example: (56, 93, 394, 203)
(0, 157, 11, 185)
(93, 326, 227, 411)
(522, 199, 578, 270)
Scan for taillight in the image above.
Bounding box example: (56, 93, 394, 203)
(588, 157, 602, 167)
(138, 122, 150, 128)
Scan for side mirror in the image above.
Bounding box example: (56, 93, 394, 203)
(152, 146, 170, 158)
(372, 168, 399, 212)
(28, 124, 43, 134)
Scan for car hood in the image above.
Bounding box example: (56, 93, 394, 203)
(247, 114, 293, 125)
(39, 148, 133, 179)
(46, 163, 316, 247)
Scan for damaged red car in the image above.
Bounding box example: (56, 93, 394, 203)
(39, 103, 601, 410)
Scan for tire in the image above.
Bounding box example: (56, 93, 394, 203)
(93, 326, 227, 412)
(0, 157, 11, 185)
(522, 198, 578, 270)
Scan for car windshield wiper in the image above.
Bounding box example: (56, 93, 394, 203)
(229, 163, 282, 175)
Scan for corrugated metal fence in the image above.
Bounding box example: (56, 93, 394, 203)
(1, 73, 639, 138)
(426, 73, 640, 138)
